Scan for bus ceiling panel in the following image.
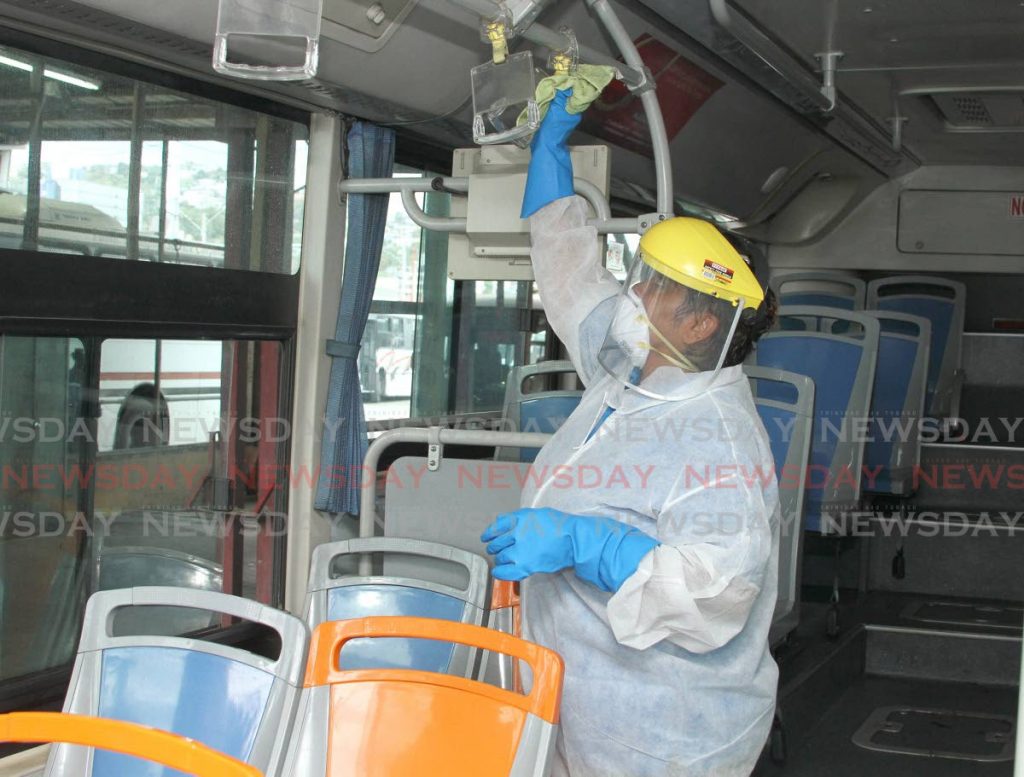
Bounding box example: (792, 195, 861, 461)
(9, 0, 884, 219)
(24, 0, 487, 124)
(730, 0, 1024, 73)
(710, 0, 1024, 167)
(629, 0, 918, 177)
(0, 0, 333, 116)
(531, 0, 866, 221)
(822, 69, 1024, 168)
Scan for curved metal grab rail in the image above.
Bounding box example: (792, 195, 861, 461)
(339, 175, 636, 234)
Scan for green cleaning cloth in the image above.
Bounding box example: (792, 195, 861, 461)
(517, 64, 618, 126)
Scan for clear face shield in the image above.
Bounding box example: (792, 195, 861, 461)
(597, 258, 747, 402)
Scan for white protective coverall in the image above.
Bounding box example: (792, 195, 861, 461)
(521, 197, 781, 777)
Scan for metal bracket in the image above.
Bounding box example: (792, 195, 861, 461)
(432, 176, 466, 196)
(506, 0, 554, 35)
(814, 50, 844, 113)
(637, 211, 672, 234)
(626, 65, 656, 96)
(888, 113, 908, 152)
(427, 426, 444, 471)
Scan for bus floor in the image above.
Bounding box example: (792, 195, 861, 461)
(755, 592, 1020, 776)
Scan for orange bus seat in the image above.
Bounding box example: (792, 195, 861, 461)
(0, 712, 262, 777)
(282, 616, 563, 777)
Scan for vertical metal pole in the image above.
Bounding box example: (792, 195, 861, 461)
(515, 280, 529, 371)
(153, 339, 162, 442)
(22, 63, 44, 251)
(1016, 631, 1024, 777)
(410, 189, 451, 418)
(126, 83, 145, 261)
(156, 140, 169, 262)
(255, 341, 280, 604)
(452, 281, 475, 412)
(80, 337, 101, 591)
(256, 119, 296, 275)
(225, 128, 256, 271)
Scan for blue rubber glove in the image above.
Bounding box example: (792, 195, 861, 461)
(520, 89, 582, 219)
(480, 508, 660, 593)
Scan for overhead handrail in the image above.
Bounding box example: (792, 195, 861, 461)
(450, 0, 645, 89)
(708, 0, 833, 112)
(339, 175, 637, 234)
(443, 0, 674, 217)
(708, 0, 911, 169)
(583, 0, 672, 215)
(338, 1, 674, 231)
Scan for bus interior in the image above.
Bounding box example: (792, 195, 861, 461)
(0, 0, 1022, 775)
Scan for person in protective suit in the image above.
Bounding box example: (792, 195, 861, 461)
(481, 89, 781, 777)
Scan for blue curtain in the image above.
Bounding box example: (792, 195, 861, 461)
(315, 122, 395, 514)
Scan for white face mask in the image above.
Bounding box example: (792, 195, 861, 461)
(608, 288, 650, 368)
(609, 287, 705, 374)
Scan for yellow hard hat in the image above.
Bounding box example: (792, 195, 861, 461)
(638, 217, 765, 307)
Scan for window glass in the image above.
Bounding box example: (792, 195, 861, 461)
(0, 335, 285, 680)
(455, 280, 532, 413)
(360, 167, 540, 423)
(0, 44, 308, 273)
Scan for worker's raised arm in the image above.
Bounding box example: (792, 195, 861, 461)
(530, 197, 620, 385)
(522, 89, 620, 386)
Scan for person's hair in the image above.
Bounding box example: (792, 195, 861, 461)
(671, 286, 776, 370)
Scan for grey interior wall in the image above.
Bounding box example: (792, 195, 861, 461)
(958, 335, 1024, 445)
(771, 166, 1024, 274)
(962, 335, 1024, 387)
(866, 518, 1024, 602)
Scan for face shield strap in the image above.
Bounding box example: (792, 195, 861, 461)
(599, 253, 752, 402)
(621, 297, 746, 404)
(639, 316, 702, 374)
(712, 298, 746, 373)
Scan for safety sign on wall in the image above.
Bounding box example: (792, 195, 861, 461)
(580, 34, 723, 159)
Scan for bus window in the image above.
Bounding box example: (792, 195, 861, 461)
(99, 339, 226, 451)
(361, 187, 419, 412)
(453, 279, 534, 414)
(0, 44, 307, 273)
(0, 334, 287, 680)
(0, 336, 86, 678)
(361, 166, 543, 424)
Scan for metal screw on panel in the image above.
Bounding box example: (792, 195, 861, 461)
(366, 3, 387, 25)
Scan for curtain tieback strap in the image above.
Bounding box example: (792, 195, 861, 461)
(326, 340, 361, 359)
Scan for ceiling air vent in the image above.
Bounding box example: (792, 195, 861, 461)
(929, 91, 1024, 132)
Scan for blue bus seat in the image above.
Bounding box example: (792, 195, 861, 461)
(744, 366, 815, 646)
(500, 360, 582, 462)
(867, 276, 965, 418)
(862, 312, 931, 497)
(749, 306, 879, 533)
(47, 587, 307, 777)
(304, 537, 489, 677)
(775, 271, 866, 310)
